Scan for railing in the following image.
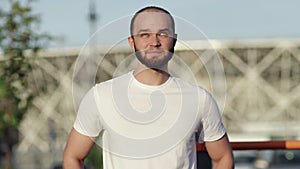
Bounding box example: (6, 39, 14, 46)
(196, 140, 300, 169)
(197, 140, 300, 151)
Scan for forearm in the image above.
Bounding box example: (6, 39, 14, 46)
(206, 134, 234, 169)
(63, 156, 84, 169)
(212, 155, 234, 169)
(63, 128, 94, 169)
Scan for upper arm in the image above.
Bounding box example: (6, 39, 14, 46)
(205, 134, 234, 169)
(74, 86, 103, 137)
(63, 128, 95, 168)
(198, 91, 226, 142)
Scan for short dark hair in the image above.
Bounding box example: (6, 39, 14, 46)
(130, 6, 175, 36)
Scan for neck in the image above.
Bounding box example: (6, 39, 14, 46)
(133, 64, 170, 86)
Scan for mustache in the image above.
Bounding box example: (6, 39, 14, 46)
(145, 49, 164, 53)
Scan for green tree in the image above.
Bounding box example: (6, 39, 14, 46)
(0, 0, 51, 168)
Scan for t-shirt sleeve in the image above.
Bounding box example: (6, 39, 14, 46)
(197, 92, 226, 142)
(73, 86, 102, 137)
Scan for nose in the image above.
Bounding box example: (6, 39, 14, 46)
(149, 34, 161, 47)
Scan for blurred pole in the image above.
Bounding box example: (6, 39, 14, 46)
(48, 119, 56, 168)
(89, 0, 97, 36)
(87, 0, 98, 86)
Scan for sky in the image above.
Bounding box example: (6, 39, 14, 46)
(29, 0, 300, 48)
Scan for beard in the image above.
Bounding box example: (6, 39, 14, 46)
(134, 45, 174, 70)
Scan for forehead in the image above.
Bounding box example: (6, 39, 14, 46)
(132, 11, 173, 33)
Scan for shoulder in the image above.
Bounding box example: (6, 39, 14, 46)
(95, 72, 132, 91)
(171, 76, 210, 96)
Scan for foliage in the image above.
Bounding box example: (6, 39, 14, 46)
(0, 0, 51, 168)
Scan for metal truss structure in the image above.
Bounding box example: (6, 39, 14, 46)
(6, 39, 300, 168)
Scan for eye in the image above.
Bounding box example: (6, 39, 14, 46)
(139, 33, 150, 38)
(157, 32, 169, 38)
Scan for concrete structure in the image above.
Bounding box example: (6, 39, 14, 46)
(7, 39, 300, 168)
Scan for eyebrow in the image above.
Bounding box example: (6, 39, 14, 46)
(136, 29, 151, 34)
(136, 28, 172, 34)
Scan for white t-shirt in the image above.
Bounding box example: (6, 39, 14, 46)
(74, 71, 226, 169)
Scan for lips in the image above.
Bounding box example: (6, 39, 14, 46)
(145, 50, 163, 55)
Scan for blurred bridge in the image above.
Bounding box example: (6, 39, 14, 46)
(9, 38, 300, 168)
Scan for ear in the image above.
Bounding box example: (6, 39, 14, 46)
(172, 33, 178, 47)
(128, 36, 135, 50)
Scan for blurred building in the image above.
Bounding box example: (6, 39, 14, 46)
(7, 39, 300, 169)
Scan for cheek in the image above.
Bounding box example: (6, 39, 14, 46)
(135, 41, 148, 50)
(163, 41, 174, 49)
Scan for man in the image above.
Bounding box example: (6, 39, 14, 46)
(63, 6, 234, 169)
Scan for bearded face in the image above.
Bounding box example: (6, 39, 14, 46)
(128, 11, 177, 70)
(134, 40, 175, 69)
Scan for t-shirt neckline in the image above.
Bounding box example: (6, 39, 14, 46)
(130, 70, 173, 90)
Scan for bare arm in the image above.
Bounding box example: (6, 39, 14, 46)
(205, 133, 234, 169)
(63, 128, 95, 169)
